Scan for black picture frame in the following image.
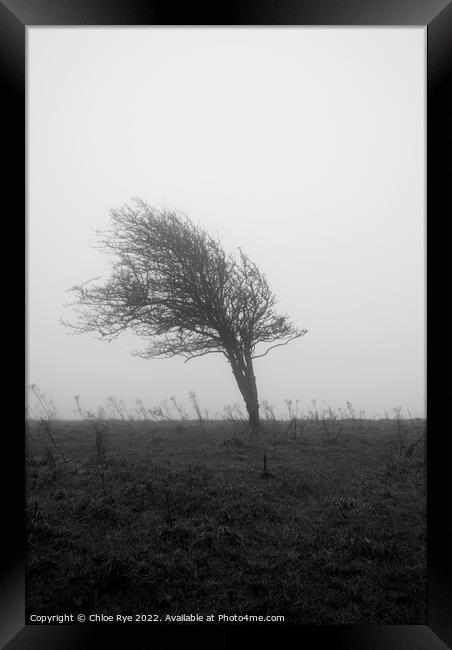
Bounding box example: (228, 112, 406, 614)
(2, 0, 450, 647)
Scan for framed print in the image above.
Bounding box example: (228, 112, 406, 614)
(1, 0, 451, 648)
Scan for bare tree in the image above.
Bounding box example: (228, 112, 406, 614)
(63, 199, 307, 434)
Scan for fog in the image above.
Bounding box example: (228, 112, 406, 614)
(27, 27, 425, 419)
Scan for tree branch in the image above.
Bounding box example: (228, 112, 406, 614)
(252, 330, 308, 359)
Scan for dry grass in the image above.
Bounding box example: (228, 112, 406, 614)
(26, 416, 426, 624)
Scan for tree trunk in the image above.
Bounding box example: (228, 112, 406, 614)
(244, 390, 260, 435)
(227, 347, 261, 435)
(243, 349, 260, 434)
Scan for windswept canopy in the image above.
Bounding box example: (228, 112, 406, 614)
(65, 199, 306, 363)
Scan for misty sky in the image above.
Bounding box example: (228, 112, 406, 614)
(28, 27, 425, 420)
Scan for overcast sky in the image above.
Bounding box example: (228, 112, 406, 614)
(27, 27, 425, 420)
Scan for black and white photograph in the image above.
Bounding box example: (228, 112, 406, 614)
(24, 25, 430, 627)
(24, 26, 428, 626)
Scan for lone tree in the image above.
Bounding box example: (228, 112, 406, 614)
(64, 199, 307, 434)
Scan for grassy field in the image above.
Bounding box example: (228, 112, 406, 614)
(26, 416, 426, 624)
